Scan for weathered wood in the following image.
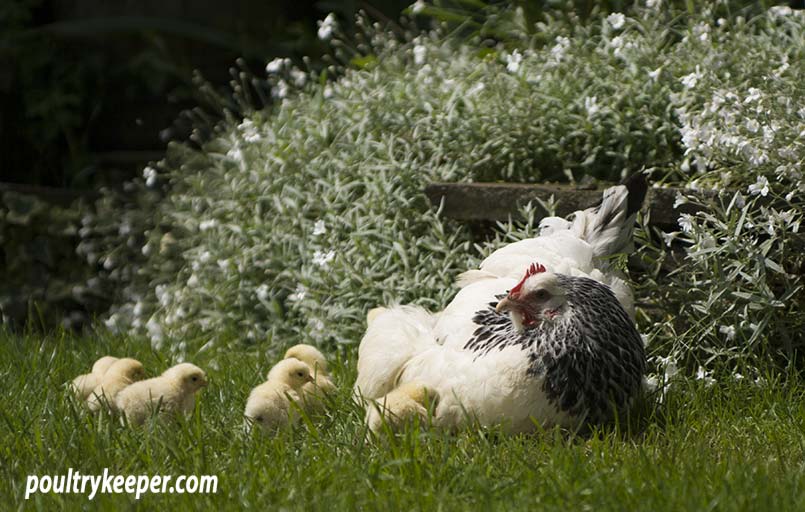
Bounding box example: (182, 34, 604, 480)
(424, 182, 713, 231)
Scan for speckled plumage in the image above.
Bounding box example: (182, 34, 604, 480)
(465, 276, 645, 426)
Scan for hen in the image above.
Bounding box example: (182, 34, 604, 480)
(355, 175, 647, 433)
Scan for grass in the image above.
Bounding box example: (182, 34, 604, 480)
(2, 329, 804, 511)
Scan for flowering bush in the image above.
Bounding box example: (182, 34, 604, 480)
(79, 3, 804, 378)
(641, 6, 805, 377)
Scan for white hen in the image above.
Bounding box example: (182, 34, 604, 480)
(355, 176, 647, 433)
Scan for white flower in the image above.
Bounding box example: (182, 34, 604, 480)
(673, 192, 688, 209)
(695, 366, 716, 387)
(769, 5, 793, 17)
(413, 44, 427, 65)
(146, 316, 163, 347)
(549, 36, 570, 62)
(199, 250, 212, 263)
(648, 67, 662, 81)
(238, 119, 261, 142)
(290, 69, 307, 87)
(256, 284, 270, 302)
(657, 355, 679, 381)
(610, 35, 624, 51)
(199, 219, 218, 231)
(411, 0, 426, 14)
(317, 13, 337, 40)
(584, 96, 599, 118)
(227, 147, 244, 163)
(734, 373, 744, 381)
(313, 250, 336, 267)
(646, 0, 662, 9)
(310, 318, 326, 337)
(678, 214, 694, 233)
(313, 220, 327, 236)
(505, 50, 523, 73)
(719, 325, 736, 340)
(606, 12, 625, 30)
(104, 314, 120, 332)
(265, 57, 286, 74)
(187, 274, 199, 287)
(156, 285, 173, 308)
(143, 166, 158, 187)
(323, 86, 334, 99)
(273, 80, 290, 100)
(661, 231, 678, 247)
(743, 87, 763, 104)
(735, 192, 746, 209)
(680, 71, 700, 89)
(217, 259, 230, 271)
(747, 175, 769, 197)
(289, 283, 308, 302)
(692, 22, 710, 42)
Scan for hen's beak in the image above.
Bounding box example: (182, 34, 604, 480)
(495, 297, 514, 314)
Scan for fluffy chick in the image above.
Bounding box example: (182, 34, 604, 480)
(245, 359, 314, 433)
(86, 358, 145, 413)
(70, 356, 120, 400)
(282, 344, 336, 413)
(366, 381, 437, 436)
(115, 363, 207, 426)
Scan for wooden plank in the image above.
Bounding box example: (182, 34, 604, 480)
(424, 182, 713, 231)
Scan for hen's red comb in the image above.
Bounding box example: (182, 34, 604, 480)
(509, 262, 547, 297)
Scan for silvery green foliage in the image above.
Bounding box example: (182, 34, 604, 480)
(645, 7, 805, 375)
(79, 5, 803, 374)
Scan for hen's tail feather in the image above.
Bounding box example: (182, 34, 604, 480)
(541, 172, 648, 258)
(622, 172, 649, 219)
(354, 305, 438, 402)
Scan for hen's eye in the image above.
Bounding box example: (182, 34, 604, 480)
(534, 290, 549, 300)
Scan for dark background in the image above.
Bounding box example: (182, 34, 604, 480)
(0, 0, 410, 190)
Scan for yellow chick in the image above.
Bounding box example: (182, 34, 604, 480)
(245, 359, 314, 433)
(281, 344, 336, 413)
(366, 381, 437, 436)
(86, 358, 145, 413)
(70, 356, 119, 400)
(115, 363, 207, 426)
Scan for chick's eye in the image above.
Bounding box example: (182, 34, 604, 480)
(297, 371, 304, 377)
(191, 376, 198, 382)
(255, 416, 264, 422)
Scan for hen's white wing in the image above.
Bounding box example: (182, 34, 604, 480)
(353, 305, 439, 401)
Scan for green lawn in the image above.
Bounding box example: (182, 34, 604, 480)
(2, 330, 804, 511)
